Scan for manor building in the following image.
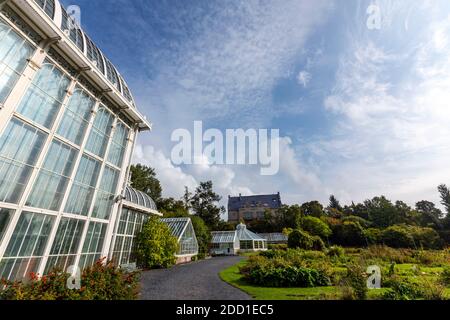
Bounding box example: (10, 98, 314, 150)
(227, 193, 282, 223)
(0, 0, 154, 280)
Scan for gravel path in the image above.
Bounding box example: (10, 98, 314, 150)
(139, 256, 251, 300)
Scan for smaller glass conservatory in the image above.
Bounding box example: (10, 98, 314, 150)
(236, 223, 268, 252)
(258, 233, 288, 244)
(210, 231, 240, 256)
(161, 217, 198, 264)
(111, 186, 162, 269)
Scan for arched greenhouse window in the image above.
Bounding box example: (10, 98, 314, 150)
(0, 19, 35, 104)
(16, 62, 71, 129)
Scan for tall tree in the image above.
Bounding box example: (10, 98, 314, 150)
(328, 195, 343, 212)
(364, 196, 400, 228)
(438, 184, 450, 215)
(190, 181, 224, 229)
(415, 200, 443, 229)
(301, 201, 324, 217)
(183, 186, 192, 210)
(130, 164, 162, 204)
(158, 198, 189, 216)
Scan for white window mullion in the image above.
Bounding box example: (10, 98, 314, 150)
(46, 98, 100, 273)
(72, 113, 116, 269)
(103, 125, 137, 260)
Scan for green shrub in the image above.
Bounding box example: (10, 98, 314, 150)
(311, 235, 326, 251)
(340, 264, 368, 300)
(363, 228, 382, 245)
(136, 216, 178, 269)
(300, 216, 332, 239)
(342, 215, 372, 228)
(268, 244, 288, 251)
(327, 246, 345, 258)
(411, 226, 443, 249)
(440, 266, 450, 286)
(381, 225, 415, 248)
(259, 250, 282, 259)
(288, 229, 313, 250)
(190, 216, 211, 259)
(422, 282, 446, 300)
(382, 276, 424, 300)
(240, 251, 332, 288)
(380, 225, 443, 249)
(0, 259, 140, 300)
(331, 221, 366, 247)
(242, 262, 330, 287)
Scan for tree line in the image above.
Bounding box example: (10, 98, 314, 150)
(130, 163, 450, 250)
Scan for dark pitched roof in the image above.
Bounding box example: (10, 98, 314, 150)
(228, 193, 282, 211)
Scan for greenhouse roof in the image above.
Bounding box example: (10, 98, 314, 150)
(236, 224, 267, 241)
(33, 0, 136, 107)
(161, 218, 191, 239)
(122, 186, 161, 216)
(211, 231, 237, 243)
(258, 233, 288, 242)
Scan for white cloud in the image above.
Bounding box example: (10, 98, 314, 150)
(317, 4, 450, 208)
(130, 0, 333, 128)
(297, 70, 312, 88)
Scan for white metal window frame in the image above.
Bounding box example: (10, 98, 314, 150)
(0, 13, 138, 278)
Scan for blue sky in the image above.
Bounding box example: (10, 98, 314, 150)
(62, 0, 450, 210)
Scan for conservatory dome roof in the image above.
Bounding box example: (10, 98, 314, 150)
(236, 224, 267, 241)
(124, 186, 158, 211)
(33, 0, 136, 107)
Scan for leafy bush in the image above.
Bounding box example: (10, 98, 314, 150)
(440, 266, 450, 286)
(327, 246, 345, 258)
(340, 264, 367, 300)
(330, 221, 366, 247)
(190, 216, 211, 259)
(342, 215, 372, 228)
(136, 216, 178, 269)
(381, 225, 443, 249)
(422, 282, 446, 300)
(363, 228, 382, 245)
(311, 235, 326, 251)
(0, 259, 139, 300)
(381, 225, 415, 248)
(411, 226, 443, 249)
(240, 256, 330, 288)
(382, 276, 424, 300)
(268, 244, 288, 251)
(288, 229, 313, 250)
(300, 216, 332, 239)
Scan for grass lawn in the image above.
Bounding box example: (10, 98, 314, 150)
(219, 259, 449, 300)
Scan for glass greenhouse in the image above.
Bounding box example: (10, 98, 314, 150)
(210, 231, 239, 255)
(0, 0, 151, 281)
(257, 233, 288, 244)
(236, 223, 268, 251)
(110, 186, 161, 269)
(161, 218, 198, 264)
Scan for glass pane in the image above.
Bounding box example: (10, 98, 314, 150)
(0, 118, 47, 204)
(16, 63, 70, 128)
(84, 107, 114, 158)
(91, 166, 119, 220)
(26, 139, 78, 211)
(0, 208, 13, 242)
(0, 20, 35, 104)
(107, 122, 128, 167)
(57, 88, 95, 145)
(44, 217, 85, 273)
(0, 211, 55, 281)
(64, 155, 101, 215)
